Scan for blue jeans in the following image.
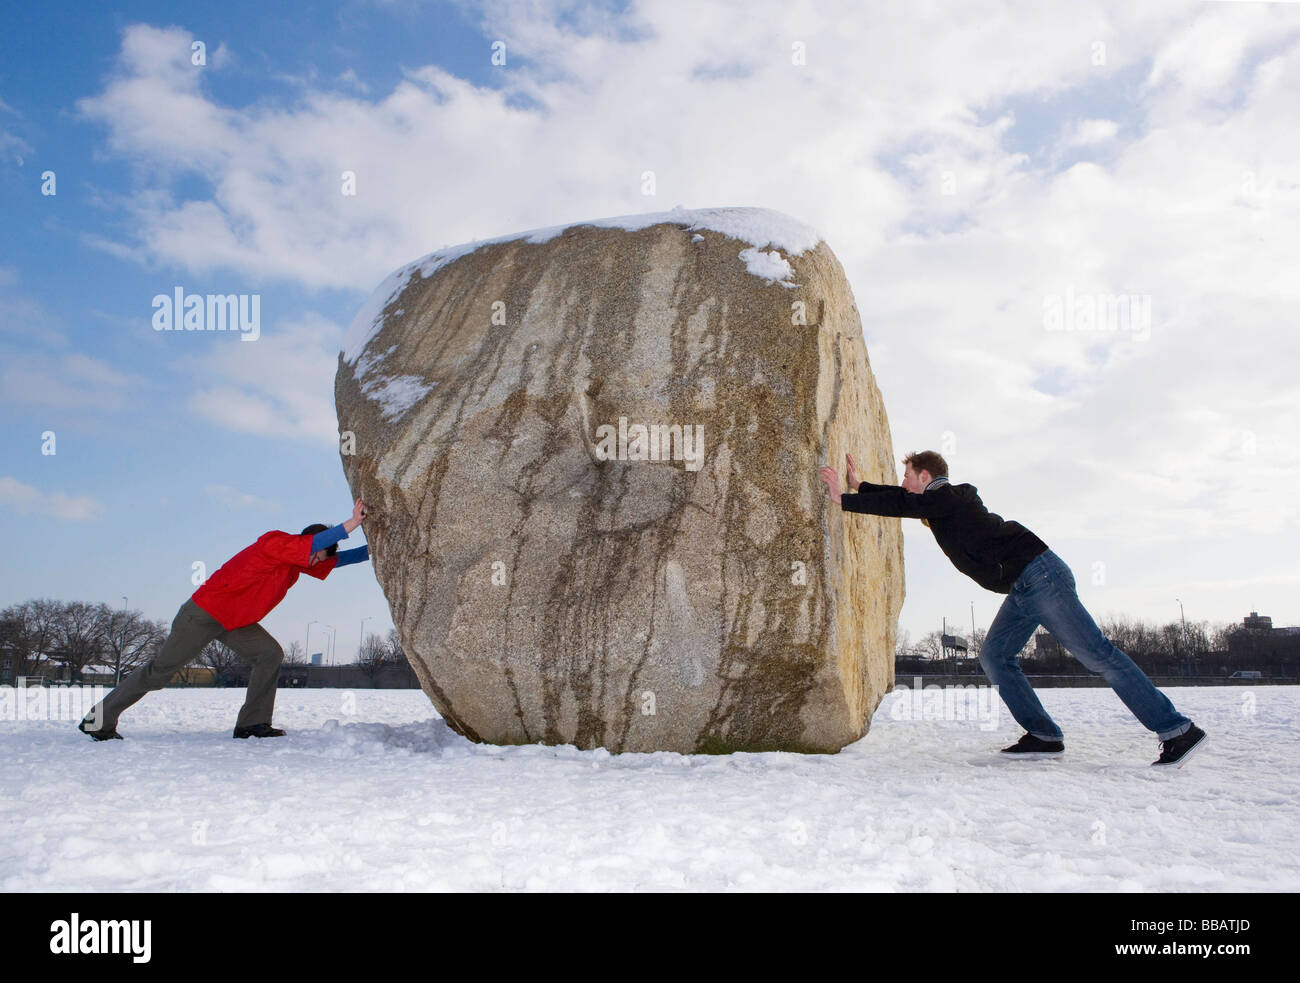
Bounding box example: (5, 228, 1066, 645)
(978, 550, 1192, 742)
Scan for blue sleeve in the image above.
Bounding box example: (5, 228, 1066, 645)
(335, 544, 369, 567)
(311, 523, 348, 553)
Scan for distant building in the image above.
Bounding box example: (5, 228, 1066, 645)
(1243, 611, 1273, 631)
(940, 633, 967, 656)
(1034, 632, 1063, 658)
(1229, 612, 1300, 663)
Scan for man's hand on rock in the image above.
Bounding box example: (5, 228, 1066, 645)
(846, 452, 860, 491)
(344, 497, 368, 533)
(818, 466, 841, 504)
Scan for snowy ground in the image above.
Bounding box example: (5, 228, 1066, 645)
(2, 685, 1296, 891)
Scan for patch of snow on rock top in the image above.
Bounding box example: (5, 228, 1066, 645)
(341, 205, 824, 366)
(738, 246, 797, 286)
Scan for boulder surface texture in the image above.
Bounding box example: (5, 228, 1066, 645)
(336, 206, 903, 753)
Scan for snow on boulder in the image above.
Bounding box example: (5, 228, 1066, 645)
(335, 206, 903, 753)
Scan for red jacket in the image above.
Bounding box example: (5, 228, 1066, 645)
(192, 531, 338, 630)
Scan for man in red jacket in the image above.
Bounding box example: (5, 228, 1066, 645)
(79, 498, 370, 741)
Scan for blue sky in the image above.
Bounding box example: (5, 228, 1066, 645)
(2, 0, 1298, 657)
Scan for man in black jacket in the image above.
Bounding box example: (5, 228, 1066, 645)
(819, 450, 1206, 767)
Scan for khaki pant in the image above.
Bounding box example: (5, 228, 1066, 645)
(85, 597, 285, 731)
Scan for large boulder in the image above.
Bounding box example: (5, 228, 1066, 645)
(336, 206, 903, 753)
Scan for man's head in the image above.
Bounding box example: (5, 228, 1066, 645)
(301, 523, 337, 566)
(901, 450, 948, 494)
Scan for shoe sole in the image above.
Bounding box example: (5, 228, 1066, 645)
(1153, 732, 1207, 768)
(79, 724, 122, 741)
(999, 751, 1064, 759)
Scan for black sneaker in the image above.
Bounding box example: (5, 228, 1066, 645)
(78, 719, 123, 741)
(1152, 723, 1206, 767)
(233, 723, 286, 739)
(999, 732, 1064, 758)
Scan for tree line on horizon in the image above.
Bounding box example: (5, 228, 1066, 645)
(897, 614, 1296, 675)
(0, 598, 405, 685)
(2, 596, 1291, 684)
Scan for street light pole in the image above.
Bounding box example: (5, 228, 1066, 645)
(359, 616, 372, 659)
(970, 601, 977, 670)
(306, 620, 317, 664)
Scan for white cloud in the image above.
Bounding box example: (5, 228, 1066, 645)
(175, 312, 342, 444)
(0, 96, 33, 165)
(0, 476, 105, 521)
(204, 483, 282, 512)
(0, 268, 68, 347)
(74, 7, 1185, 290)
(63, 352, 132, 387)
(1145, 2, 1281, 92)
(0, 350, 138, 409)
(1067, 118, 1119, 145)
(337, 68, 368, 93)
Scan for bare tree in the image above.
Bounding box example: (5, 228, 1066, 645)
(913, 630, 943, 660)
(1, 598, 63, 679)
(283, 639, 307, 666)
(1185, 620, 1213, 656)
(1210, 621, 1237, 653)
(100, 605, 161, 685)
(53, 601, 111, 682)
(894, 628, 912, 660)
(386, 627, 404, 662)
(357, 632, 389, 683)
(0, 607, 28, 681)
(200, 639, 240, 684)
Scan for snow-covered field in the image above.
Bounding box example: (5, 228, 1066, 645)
(2, 685, 1295, 891)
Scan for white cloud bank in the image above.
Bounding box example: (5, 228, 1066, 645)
(0, 476, 105, 522)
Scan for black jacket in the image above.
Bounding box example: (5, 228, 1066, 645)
(840, 479, 1048, 594)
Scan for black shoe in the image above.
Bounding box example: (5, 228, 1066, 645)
(233, 722, 286, 739)
(78, 719, 123, 741)
(1152, 723, 1206, 767)
(999, 732, 1064, 758)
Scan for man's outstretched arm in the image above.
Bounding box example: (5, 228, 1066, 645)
(334, 544, 369, 567)
(311, 523, 349, 553)
(840, 482, 942, 518)
(819, 455, 955, 519)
